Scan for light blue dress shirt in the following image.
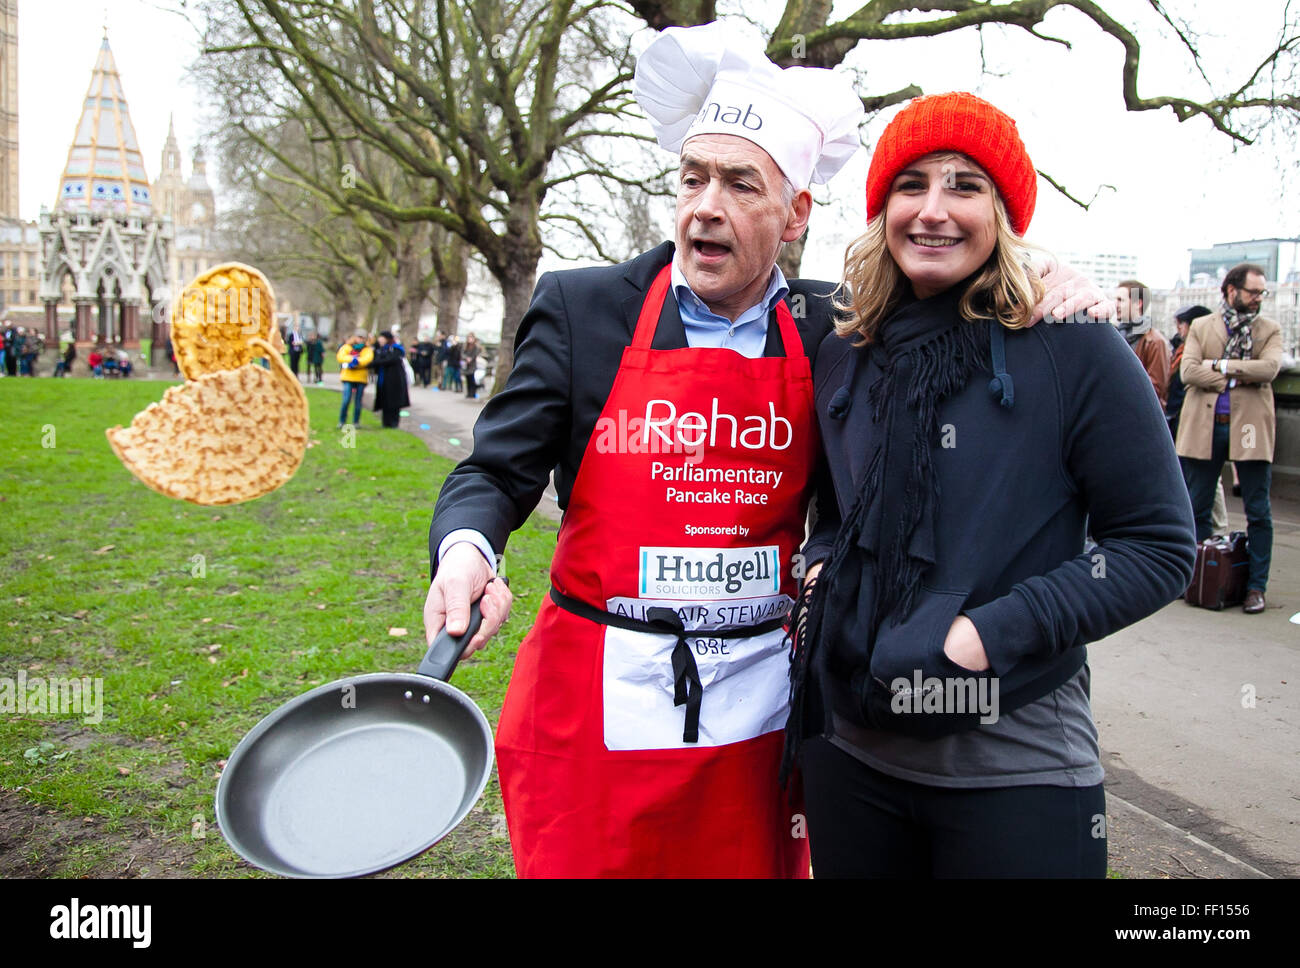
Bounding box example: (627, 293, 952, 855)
(670, 258, 789, 359)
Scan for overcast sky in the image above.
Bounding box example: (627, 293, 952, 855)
(797, 0, 1300, 289)
(20, 0, 1300, 294)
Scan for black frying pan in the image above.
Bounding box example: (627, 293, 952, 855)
(215, 603, 491, 877)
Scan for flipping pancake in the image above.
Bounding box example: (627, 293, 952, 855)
(171, 263, 283, 380)
(106, 338, 309, 505)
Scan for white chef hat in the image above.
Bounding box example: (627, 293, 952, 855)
(633, 21, 864, 189)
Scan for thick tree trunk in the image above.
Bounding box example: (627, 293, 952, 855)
(438, 282, 466, 339)
(433, 232, 469, 336)
(491, 263, 537, 396)
(364, 267, 389, 332)
(331, 286, 356, 340)
(396, 233, 429, 338)
(334, 306, 353, 338)
(398, 288, 425, 338)
(488, 198, 542, 395)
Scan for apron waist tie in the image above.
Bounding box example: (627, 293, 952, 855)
(549, 587, 788, 743)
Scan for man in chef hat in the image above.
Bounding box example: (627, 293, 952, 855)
(632, 22, 866, 321)
(424, 21, 864, 877)
(424, 23, 1102, 877)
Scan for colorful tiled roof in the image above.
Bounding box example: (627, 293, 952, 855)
(55, 34, 152, 215)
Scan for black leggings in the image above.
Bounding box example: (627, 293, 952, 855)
(800, 737, 1107, 878)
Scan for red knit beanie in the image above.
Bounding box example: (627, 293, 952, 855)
(865, 92, 1037, 235)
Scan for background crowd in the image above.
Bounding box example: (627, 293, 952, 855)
(1115, 263, 1280, 613)
(408, 331, 484, 399)
(0, 320, 45, 377)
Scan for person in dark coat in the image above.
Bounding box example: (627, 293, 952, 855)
(20, 330, 40, 376)
(305, 331, 325, 384)
(433, 331, 449, 390)
(786, 92, 1195, 878)
(415, 335, 436, 387)
(462, 333, 481, 399)
(2, 321, 16, 376)
(371, 330, 411, 428)
(1166, 304, 1211, 440)
(9, 326, 25, 376)
(442, 337, 463, 392)
(286, 321, 306, 379)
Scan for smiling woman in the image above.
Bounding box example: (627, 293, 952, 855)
(786, 91, 1196, 879)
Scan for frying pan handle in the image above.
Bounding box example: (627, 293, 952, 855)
(418, 599, 483, 682)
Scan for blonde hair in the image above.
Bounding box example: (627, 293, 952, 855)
(833, 168, 1048, 344)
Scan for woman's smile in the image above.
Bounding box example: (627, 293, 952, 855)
(908, 234, 962, 248)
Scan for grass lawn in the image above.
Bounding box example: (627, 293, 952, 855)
(0, 376, 557, 877)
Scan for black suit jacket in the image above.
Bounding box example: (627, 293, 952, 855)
(428, 241, 838, 577)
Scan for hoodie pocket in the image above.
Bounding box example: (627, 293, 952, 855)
(856, 586, 997, 738)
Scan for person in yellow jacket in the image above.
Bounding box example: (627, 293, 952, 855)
(337, 330, 374, 428)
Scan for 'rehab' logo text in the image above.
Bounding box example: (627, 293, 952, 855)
(642, 399, 792, 451)
(49, 898, 151, 948)
(695, 101, 763, 131)
(641, 545, 780, 599)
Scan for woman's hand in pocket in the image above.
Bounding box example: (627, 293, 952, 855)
(942, 615, 990, 671)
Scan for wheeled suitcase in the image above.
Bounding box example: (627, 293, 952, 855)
(1185, 532, 1249, 609)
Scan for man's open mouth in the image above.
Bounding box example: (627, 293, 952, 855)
(693, 240, 731, 257)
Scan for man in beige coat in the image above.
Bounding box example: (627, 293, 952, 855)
(1176, 263, 1282, 613)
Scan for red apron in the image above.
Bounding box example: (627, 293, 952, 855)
(496, 265, 818, 877)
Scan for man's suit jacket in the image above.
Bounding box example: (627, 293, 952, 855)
(1176, 310, 1281, 462)
(428, 241, 838, 577)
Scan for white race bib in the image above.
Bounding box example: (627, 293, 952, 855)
(601, 625, 790, 751)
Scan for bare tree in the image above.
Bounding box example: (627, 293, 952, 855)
(198, 6, 461, 337)
(203, 0, 656, 392)
(627, 0, 1298, 139)
(201, 1, 1300, 378)
(627, 0, 1300, 274)
(216, 121, 381, 332)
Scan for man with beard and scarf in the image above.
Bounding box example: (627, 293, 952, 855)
(1115, 279, 1171, 409)
(1177, 263, 1281, 614)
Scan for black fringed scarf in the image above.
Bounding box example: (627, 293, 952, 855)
(781, 288, 996, 784)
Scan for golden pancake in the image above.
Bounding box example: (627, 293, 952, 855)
(106, 338, 310, 505)
(171, 263, 280, 380)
